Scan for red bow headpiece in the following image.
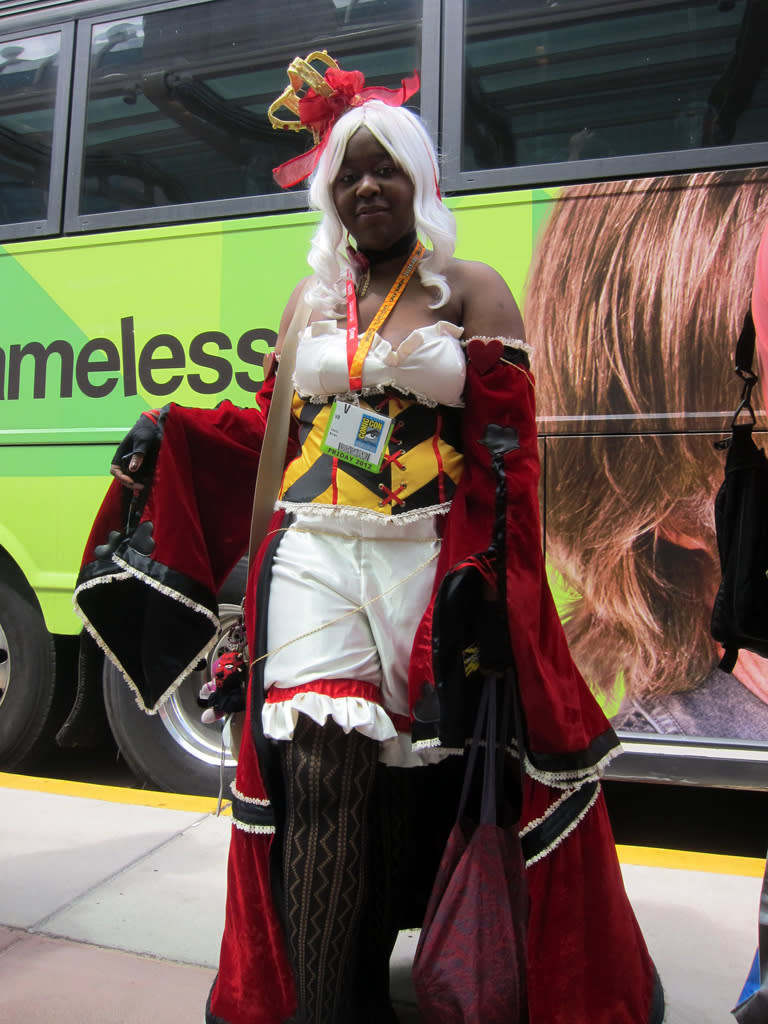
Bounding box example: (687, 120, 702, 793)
(268, 51, 420, 189)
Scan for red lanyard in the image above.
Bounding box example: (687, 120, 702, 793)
(345, 240, 425, 390)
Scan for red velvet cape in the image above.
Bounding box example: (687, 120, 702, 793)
(74, 343, 663, 1024)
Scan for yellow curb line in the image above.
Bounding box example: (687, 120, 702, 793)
(616, 843, 765, 877)
(1, 773, 763, 874)
(0, 772, 232, 816)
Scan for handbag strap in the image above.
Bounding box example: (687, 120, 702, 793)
(457, 673, 509, 827)
(456, 677, 491, 825)
(480, 677, 500, 826)
(735, 307, 758, 377)
(248, 285, 312, 564)
(732, 309, 759, 428)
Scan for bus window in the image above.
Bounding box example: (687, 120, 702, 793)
(0, 31, 61, 227)
(460, 0, 768, 174)
(78, 0, 422, 217)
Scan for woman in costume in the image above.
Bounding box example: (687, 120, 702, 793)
(76, 55, 663, 1024)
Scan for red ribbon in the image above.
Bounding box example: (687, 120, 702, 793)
(272, 69, 420, 189)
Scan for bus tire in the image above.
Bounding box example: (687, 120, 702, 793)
(0, 576, 60, 770)
(102, 561, 247, 796)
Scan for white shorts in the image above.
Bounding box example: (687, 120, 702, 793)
(261, 506, 445, 766)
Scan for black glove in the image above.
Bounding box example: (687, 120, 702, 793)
(112, 406, 168, 485)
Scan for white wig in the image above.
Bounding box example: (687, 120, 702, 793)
(306, 101, 456, 316)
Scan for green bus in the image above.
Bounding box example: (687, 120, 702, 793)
(2, 0, 767, 794)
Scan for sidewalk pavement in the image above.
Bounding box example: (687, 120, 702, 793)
(0, 771, 764, 1024)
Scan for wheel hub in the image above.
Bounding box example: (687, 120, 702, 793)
(156, 605, 240, 769)
(0, 622, 9, 707)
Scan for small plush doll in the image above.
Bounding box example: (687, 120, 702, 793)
(198, 650, 248, 724)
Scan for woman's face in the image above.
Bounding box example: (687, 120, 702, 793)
(331, 127, 415, 251)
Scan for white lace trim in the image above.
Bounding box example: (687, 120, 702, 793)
(114, 552, 219, 626)
(411, 736, 442, 750)
(295, 380, 464, 410)
(382, 733, 454, 767)
(521, 784, 577, 837)
(275, 499, 451, 525)
(409, 732, 618, 790)
(230, 782, 270, 806)
(74, 558, 219, 715)
(73, 572, 139, 704)
(522, 780, 602, 867)
(233, 821, 275, 835)
(74, 568, 133, 594)
(463, 335, 533, 356)
(522, 742, 621, 789)
(411, 737, 464, 758)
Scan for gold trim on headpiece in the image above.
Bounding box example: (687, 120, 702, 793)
(268, 51, 340, 143)
(267, 54, 420, 189)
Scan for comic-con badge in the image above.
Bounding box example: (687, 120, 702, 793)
(321, 401, 394, 472)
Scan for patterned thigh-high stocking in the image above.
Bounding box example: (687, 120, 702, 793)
(280, 715, 378, 1024)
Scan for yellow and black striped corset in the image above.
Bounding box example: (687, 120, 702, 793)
(279, 392, 464, 516)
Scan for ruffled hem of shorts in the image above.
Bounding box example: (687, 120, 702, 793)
(261, 693, 452, 767)
(263, 691, 397, 742)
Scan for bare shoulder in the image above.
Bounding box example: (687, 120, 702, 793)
(275, 275, 314, 354)
(445, 257, 503, 286)
(445, 258, 525, 341)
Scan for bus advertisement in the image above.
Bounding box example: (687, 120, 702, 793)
(1, 0, 767, 794)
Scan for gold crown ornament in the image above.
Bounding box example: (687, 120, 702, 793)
(268, 51, 341, 142)
(268, 51, 420, 189)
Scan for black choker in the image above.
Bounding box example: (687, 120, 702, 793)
(359, 230, 418, 265)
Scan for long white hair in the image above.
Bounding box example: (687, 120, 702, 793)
(306, 101, 456, 316)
